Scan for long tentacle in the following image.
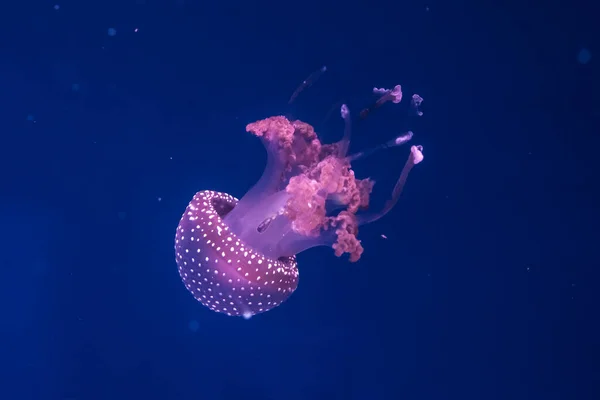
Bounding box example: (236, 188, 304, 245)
(357, 145, 424, 225)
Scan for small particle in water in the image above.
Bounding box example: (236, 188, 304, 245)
(26, 114, 36, 122)
(54, 4, 60, 10)
(577, 48, 591, 64)
(108, 28, 117, 37)
(188, 319, 199, 332)
(157, 197, 162, 202)
(134, 28, 139, 33)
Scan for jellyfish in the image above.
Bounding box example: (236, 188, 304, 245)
(174, 82, 425, 318)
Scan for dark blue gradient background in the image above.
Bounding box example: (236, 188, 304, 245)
(0, 1, 597, 399)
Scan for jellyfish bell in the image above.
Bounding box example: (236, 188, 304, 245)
(175, 190, 299, 318)
(175, 80, 425, 318)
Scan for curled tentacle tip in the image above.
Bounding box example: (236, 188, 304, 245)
(411, 94, 424, 116)
(390, 85, 403, 103)
(373, 85, 403, 104)
(340, 104, 349, 119)
(392, 131, 413, 146)
(411, 145, 424, 164)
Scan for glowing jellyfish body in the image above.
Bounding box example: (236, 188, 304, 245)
(175, 84, 425, 317)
